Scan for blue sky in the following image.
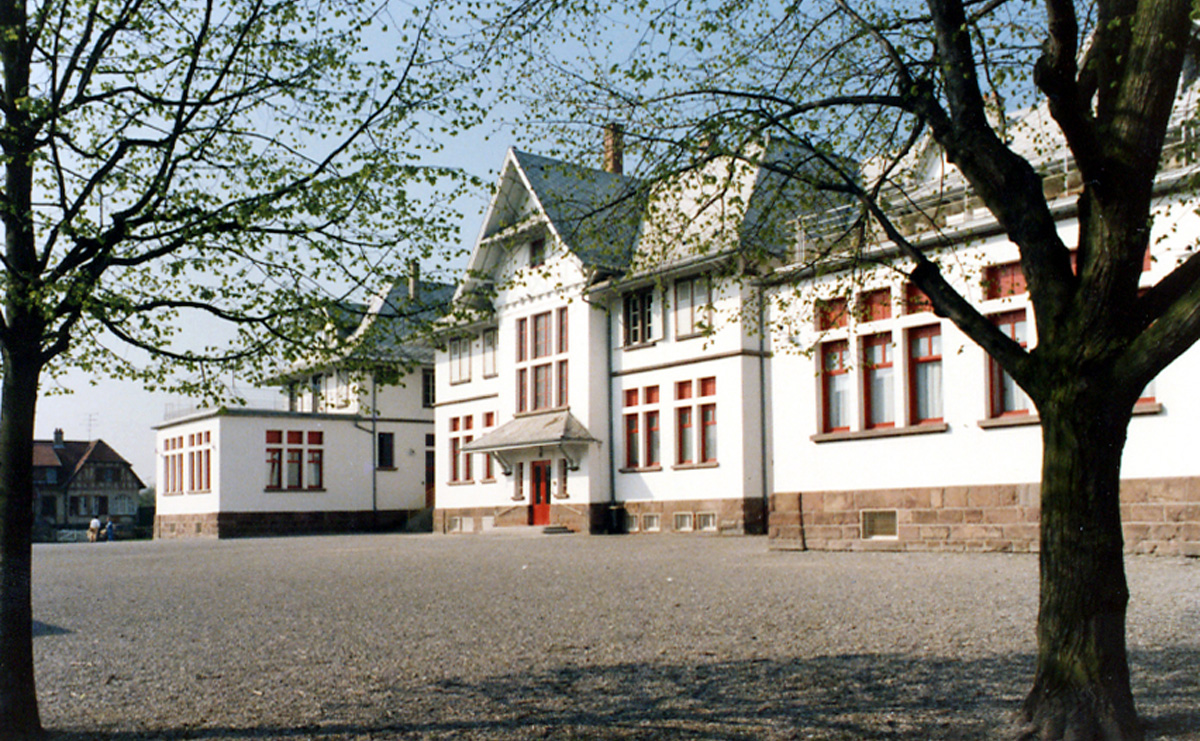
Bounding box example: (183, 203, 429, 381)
(34, 128, 515, 485)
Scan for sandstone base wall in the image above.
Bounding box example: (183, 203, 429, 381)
(769, 476, 1200, 556)
(154, 510, 413, 539)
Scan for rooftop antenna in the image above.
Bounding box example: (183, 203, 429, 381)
(84, 412, 98, 440)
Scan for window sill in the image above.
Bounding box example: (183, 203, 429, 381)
(672, 461, 719, 470)
(446, 480, 477, 487)
(264, 488, 327, 493)
(186, 490, 213, 495)
(622, 340, 658, 351)
(449, 378, 472, 386)
(376, 466, 397, 472)
(978, 414, 1037, 429)
(675, 331, 711, 342)
(811, 422, 949, 443)
(619, 465, 663, 474)
(1133, 401, 1163, 416)
(481, 477, 497, 484)
(514, 405, 569, 418)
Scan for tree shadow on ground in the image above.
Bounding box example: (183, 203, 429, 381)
(32, 620, 72, 637)
(47, 648, 1200, 740)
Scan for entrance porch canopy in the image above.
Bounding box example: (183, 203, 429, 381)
(461, 410, 599, 474)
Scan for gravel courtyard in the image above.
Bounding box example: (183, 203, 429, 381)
(31, 533, 1200, 740)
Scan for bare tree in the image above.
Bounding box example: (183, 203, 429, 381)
(477, 0, 1200, 737)
(0, 0, 475, 735)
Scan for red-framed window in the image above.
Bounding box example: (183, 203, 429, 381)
(989, 310, 1030, 416)
(816, 297, 849, 330)
(286, 449, 303, 489)
(482, 412, 496, 481)
(904, 283, 933, 314)
(862, 333, 894, 429)
(533, 312, 551, 359)
(448, 416, 474, 483)
(533, 364, 551, 410)
(556, 361, 569, 407)
(266, 448, 282, 490)
(821, 340, 851, 432)
(676, 407, 694, 464)
(557, 307, 568, 353)
(307, 451, 323, 489)
(859, 289, 892, 323)
(908, 325, 943, 424)
(264, 429, 323, 490)
(700, 404, 717, 463)
(622, 385, 661, 469)
(516, 308, 569, 412)
(624, 414, 640, 468)
(673, 378, 716, 464)
(984, 261, 1027, 300)
(645, 410, 661, 466)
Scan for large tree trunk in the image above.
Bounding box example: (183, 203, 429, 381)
(0, 348, 44, 739)
(1020, 384, 1140, 740)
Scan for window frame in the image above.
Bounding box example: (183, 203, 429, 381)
(481, 329, 498, 378)
(674, 275, 712, 339)
(908, 325, 944, 425)
(378, 431, 396, 470)
(821, 340, 851, 433)
(989, 309, 1031, 417)
(623, 288, 655, 346)
(862, 332, 894, 430)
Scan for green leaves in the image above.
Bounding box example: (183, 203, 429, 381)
(0, 0, 481, 401)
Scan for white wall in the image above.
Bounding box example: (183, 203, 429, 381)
(768, 189, 1200, 495)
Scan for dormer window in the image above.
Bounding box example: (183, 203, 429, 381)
(529, 239, 546, 268)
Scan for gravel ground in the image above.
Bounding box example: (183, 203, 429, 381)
(30, 533, 1200, 740)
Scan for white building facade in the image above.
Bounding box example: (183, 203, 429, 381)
(154, 281, 446, 538)
(434, 112, 1200, 556)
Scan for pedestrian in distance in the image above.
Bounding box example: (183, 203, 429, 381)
(88, 516, 101, 543)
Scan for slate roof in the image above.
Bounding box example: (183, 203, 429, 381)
(511, 150, 645, 270)
(461, 410, 599, 453)
(346, 280, 455, 366)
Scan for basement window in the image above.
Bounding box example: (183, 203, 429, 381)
(642, 513, 661, 533)
(673, 512, 694, 532)
(625, 511, 640, 533)
(696, 512, 718, 532)
(861, 510, 898, 539)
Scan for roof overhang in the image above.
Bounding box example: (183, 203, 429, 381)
(461, 410, 599, 473)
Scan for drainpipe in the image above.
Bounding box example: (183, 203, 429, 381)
(757, 283, 770, 534)
(606, 304, 620, 533)
(371, 373, 379, 525)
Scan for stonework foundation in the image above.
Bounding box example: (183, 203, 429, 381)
(434, 499, 764, 535)
(769, 476, 1200, 556)
(155, 510, 413, 539)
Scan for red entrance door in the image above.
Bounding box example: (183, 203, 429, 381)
(530, 460, 551, 526)
(424, 450, 436, 508)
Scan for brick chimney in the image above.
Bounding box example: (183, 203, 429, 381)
(53, 428, 64, 449)
(407, 258, 420, 301)
(603, 122, 624, 174)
